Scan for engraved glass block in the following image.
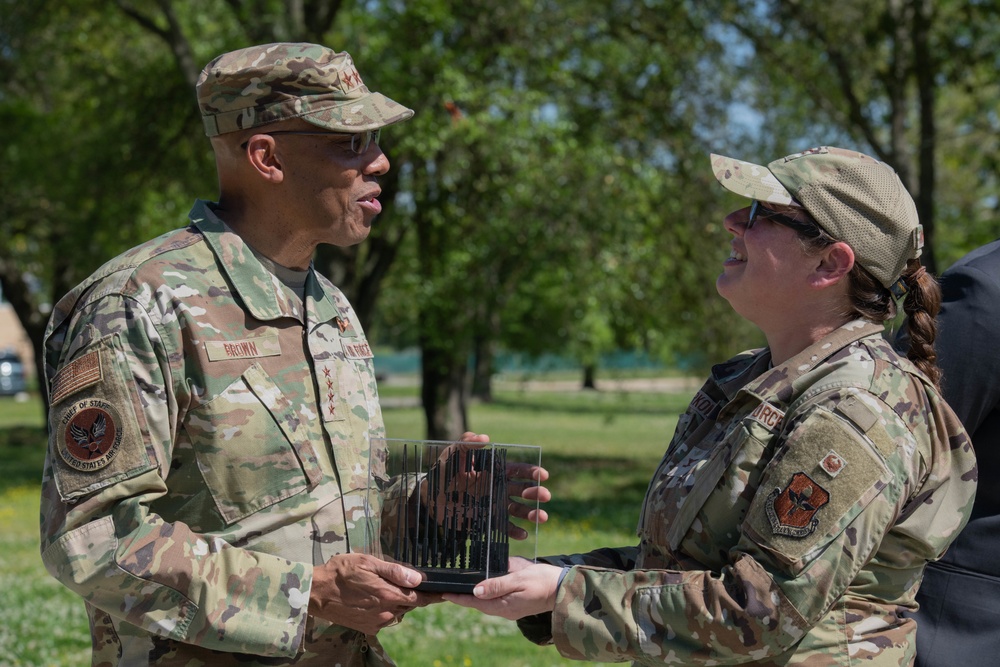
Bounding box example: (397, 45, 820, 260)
(367, 438, 542, 592)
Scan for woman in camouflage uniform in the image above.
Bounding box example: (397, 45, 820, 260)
(446, 147, 977, 667)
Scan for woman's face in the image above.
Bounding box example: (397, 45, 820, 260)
(716, 203, 821, 326)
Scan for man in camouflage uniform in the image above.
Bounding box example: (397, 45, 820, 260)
(446, 148, 978, 666)
(40, 43, 427, 666)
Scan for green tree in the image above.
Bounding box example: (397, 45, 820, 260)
(711, 0, 1000, 272)
(1, 0, 213, 390)
(6, 0, 993, 443)
(365, 0, 758, 438)
(0, 0, 364, 402)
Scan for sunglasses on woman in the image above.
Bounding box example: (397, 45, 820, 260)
(747, 200, 828, 239)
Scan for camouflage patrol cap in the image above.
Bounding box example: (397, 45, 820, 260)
(196, 42, 414, 137)
(710, 147, 924, 289)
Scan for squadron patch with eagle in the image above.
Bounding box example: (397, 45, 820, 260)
(58, 399, 124, 471)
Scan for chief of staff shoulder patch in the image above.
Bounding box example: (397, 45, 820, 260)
(58, 398, 124, 472)
(765, 472, 830, 538)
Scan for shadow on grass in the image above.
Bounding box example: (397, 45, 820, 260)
(0, 425, 48, 492)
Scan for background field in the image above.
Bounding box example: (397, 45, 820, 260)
(0, 377, 694, 666)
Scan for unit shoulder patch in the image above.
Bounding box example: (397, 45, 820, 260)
(743, 403, 893, 564)
(765, 472, 830, 538)
(57, 399, 124, 471)
(48, 336, 154, 500)
(820, 450, 847, 477)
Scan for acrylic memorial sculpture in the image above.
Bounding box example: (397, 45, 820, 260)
(367, 438, 542, 592)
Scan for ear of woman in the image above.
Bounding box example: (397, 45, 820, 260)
(810, 241, 855, 289)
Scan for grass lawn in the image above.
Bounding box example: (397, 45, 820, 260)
(0, 378, 692, 666)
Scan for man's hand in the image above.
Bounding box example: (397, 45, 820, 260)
(504, 460, 550, 539)
(457, 432, 551, 540)
(442, 560, 562, 620)
(308, 553, 436, 634)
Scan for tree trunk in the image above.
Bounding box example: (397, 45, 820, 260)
(911, 0, 937, 274)
(470, 333, 494, 402)
(420, 340, 469, 440)
(582, 363, 597, 390)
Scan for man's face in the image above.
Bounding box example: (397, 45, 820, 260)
(273, 128, 391, 248)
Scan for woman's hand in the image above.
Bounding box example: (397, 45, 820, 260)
(442, 561, 562, 620)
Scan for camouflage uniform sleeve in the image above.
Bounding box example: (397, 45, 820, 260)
(547, 390, 971, 664)
(40, 293, 311, 657)
(539, 546, 640, 571)
(515, 546, 640, 645)
(548, 555, 807, 663)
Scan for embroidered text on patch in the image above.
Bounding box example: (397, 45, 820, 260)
(58, 399, 124, 472)
(689, 390, 718, 420)
(205, 335, 281, 361)
(749, 402, 785, 432)
(765, 472, 830, 538)
(343, 341, 373, 359)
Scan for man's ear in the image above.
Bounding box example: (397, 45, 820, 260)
(244, 135, 285, 183)
(811, 241, 855, 288)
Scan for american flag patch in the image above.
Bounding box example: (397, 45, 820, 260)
(50, 350, 103, 405)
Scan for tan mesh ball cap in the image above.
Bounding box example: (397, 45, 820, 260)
(711, 146, 924, 288)
(197, 42, 414, 137)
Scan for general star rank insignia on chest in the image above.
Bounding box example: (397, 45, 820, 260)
(321, 365, 337, 419)
(765, 472, 830, 538)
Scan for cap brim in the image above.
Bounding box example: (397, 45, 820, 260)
(302, 91, 415, 132)
(710, 153, 795, 206)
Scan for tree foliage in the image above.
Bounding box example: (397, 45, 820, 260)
(710, 0, 1000, 271)
(1, 0, 997, 439)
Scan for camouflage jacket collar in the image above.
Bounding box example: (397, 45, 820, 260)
(189, 200, 339, 324)
(711, 319, 886, 407)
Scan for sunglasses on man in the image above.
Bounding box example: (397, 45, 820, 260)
(240, 129, 381, 154)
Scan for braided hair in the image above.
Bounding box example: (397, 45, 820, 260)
(796, 222, 942, 389)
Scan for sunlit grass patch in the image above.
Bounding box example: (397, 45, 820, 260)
(0, 484, 90, 666)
